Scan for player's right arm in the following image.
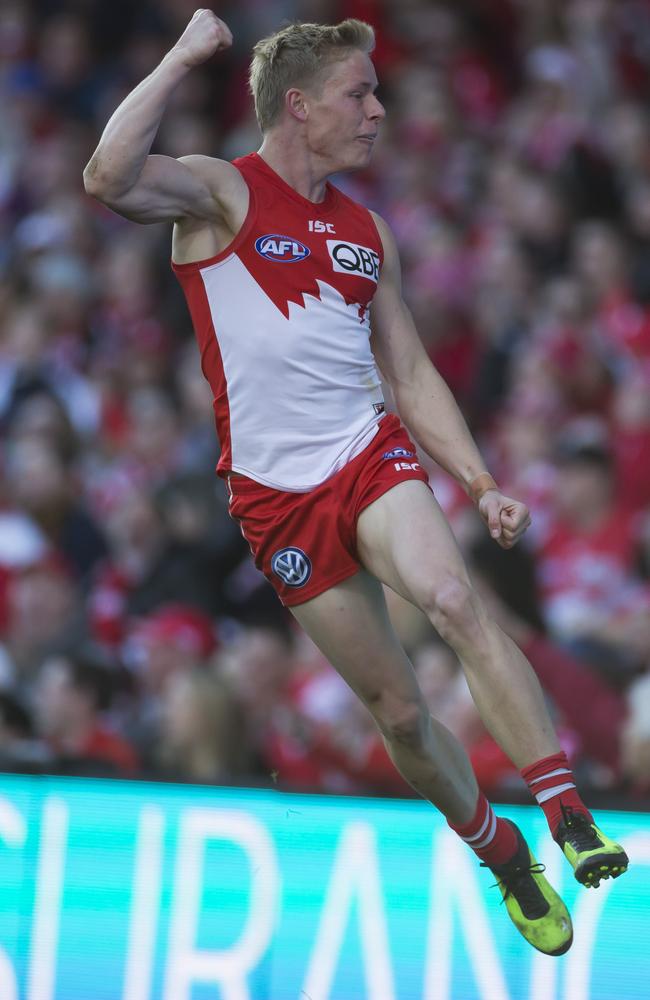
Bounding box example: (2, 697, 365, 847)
(83, 9, 239, 225)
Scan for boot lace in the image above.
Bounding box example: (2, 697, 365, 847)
(481, 861, 548, 916)
(560, 804, 600, 852)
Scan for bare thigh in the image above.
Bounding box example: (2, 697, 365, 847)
(289, 569, 422, 709)
(356, 480, 472, 607)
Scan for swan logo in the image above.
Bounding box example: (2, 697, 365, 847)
(255, 235, 311, 263)
(271, 547, 312, 587)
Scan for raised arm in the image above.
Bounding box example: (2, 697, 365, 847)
(369, 212, 531, 547)
(83, 9, 239, 224)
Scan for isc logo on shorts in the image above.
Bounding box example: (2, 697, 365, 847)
(271, 547, 312, 587)
(255, 234, 311, 263)
(326, 240, 380, 283)
(394, 461, 420, 472)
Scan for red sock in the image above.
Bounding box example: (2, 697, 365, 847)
(521, 751, 592, 838)
(448, 791, 518, 867)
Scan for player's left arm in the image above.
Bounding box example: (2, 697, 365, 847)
(369, 211, 531, 548)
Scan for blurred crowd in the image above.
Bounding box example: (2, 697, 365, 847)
(1, 0, 650, 804)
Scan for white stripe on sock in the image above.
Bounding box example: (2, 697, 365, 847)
(463, 803, 492, 844)
(535, 782, 576, 805)
(529, 767, 571, 785)
(472, 812, 498, 850)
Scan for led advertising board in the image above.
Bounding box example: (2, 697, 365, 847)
(0, 775, 648, 999)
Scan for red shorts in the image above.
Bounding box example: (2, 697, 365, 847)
(227, 414, 430, 606)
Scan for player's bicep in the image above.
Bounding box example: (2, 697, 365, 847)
(370, 214, 428, 387)
(370, 291, 429, 389)
(91, 154, 223, 225)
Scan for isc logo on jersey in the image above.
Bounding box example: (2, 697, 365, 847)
(255, 234, 311, 263)
(327, 240, 380, 283)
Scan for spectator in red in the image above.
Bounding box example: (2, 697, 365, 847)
(126, 602, 219, 694)
(611, 368, 650, 512)
(124, 602, 220, 771)
(533, 418, 650, 674)
(573, 221, 650, 367)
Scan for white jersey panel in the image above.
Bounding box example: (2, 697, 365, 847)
(200, 254, 385, 491)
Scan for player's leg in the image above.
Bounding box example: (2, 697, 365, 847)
(358, 480, 559, 767)
(291, 568, 573, 955)
(290, 567, 478, 824)
(356, 479, 628, 887)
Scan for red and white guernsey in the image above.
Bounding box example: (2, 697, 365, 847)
(172, 152, 386, 491)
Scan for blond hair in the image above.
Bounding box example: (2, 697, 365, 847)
(249, 19, 375, 133)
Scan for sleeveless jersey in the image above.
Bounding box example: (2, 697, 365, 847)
(172, 152, 385, 491)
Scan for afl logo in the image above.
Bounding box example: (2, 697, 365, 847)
(382, 447, 415, 460)
(271, 547, 312, 587)
(255, 234, 311, 263)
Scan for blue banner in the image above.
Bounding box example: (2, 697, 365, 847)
(0, 774, 647, 999)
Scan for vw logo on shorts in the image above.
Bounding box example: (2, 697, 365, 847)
(271, 547, 312, 587)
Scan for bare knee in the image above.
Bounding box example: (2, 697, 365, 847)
(422, 577, 487, 649)
(369, 693, 430, 751)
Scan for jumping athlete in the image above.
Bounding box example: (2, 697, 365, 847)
(84, 10, 628, 955)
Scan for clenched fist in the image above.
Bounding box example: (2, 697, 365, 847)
(478, 490, 532, 549)
(172, 9, 232, 68)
